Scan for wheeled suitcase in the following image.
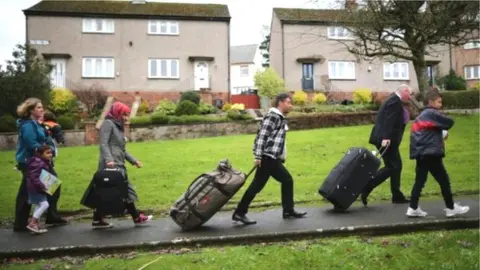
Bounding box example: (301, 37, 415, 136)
(169, 160, 256, 231)
(80, 168, 129, 216)
(318, 147, 385, 209)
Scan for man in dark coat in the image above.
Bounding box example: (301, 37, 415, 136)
(361, 84, 414, 205)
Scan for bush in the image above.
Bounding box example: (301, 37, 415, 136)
(137, 100, 150, 116)
(439, 69, 467, 91)
(57, 115, 75, 130)
(155, 99, 176, 115)
(254, 68, 285, 98)
(470, 82, 480, 91)
(168, 115, 227, 125)
(198, 102, 217, 114)
(222, 102, 232, 111)
(50, 88, 77, 114)
(180, 91, 201, 105)
(151, 113, 170, 125)
(226, 110, 254, 120)
(0, 114, 17, 132)
(313, 93, 327, 105)
(175, 100, 199, 116)
(292, 91, 308, 105)
(353, 88, 372, 104)
(441, 89, 480, 109)
(130, 115, 152, 127)
(230, 103, 245, 111)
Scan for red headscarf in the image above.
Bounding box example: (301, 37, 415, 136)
(107, 102, 131, 121)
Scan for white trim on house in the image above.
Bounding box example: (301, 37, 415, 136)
(383, 62, 409, 80)
(327, 27, 354, 40)
(328, 61, 356, 80)
(464, 40, 480, 50)
(82, 57, 115, 78)
(148, 58, 180, 79)
(148, 20, 180, 35)
(464, 65, 480, 80)
(82, 18, 115, 33)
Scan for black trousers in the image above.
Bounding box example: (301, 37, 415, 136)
(14, 164, 62, 230)
(410, 156, 454, 209)
(363, 144, 405, 199)
(235, 156, 294, 215)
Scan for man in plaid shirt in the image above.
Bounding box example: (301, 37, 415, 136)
(232, 93, 307, 225)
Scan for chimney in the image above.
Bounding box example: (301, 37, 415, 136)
(345, 0, 357, 10)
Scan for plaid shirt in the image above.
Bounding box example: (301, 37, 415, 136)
(253, 110, 287, 160)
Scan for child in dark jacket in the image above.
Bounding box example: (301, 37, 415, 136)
(406, 91, 470, 218)
(26, 145, 54, 234)
(41, 111, 65, 145)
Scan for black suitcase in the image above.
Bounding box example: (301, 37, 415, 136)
(91, 168, 129, 216)
(318, 147, 383, 209)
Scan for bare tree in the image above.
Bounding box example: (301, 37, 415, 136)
(71, 82, 108, 117)
(318, 0, 479, 93)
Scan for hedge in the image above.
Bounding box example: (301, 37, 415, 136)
(129, 114, 253, 128)
(441, 89, 480, 109)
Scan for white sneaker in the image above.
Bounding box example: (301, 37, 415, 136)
(406, 207, 428, 217)
(445, 203, 470, 217)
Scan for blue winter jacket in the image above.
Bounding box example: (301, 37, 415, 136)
(15, 119, 54, 165)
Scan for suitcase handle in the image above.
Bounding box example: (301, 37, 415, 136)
(377, 144, 390, 158)
(245, 166, 257, 179)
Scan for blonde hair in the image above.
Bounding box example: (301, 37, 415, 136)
(17, 98, 42, 118)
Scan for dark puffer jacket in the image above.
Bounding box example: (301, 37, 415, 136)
(409, 107, 454, 160)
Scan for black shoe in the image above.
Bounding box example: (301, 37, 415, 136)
(392, 198, 410, 204)
(13, 226, 29, 232)
(361, 188, 372, 206)
(232, 213, 257, 225)
(92, 220, 114, 229)
(46, 218, 69, 227)
(283, 210, 307, 219)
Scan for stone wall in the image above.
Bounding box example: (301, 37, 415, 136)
(0, 130, 86, 151)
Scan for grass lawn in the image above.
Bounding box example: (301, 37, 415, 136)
(2, 229, 478, 269)
(0, 114, 478, 220)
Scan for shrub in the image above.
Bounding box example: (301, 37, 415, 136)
(72, 83, 108, 116)
(198, 102, 217, 114)
(230, 103, 245, 111)
(151, 113, 169, 125)
(470, 82, 480, 91)
(137, 100, 150, 116)
(292, 91, 308, 105)
(353, 88, 372, 104)
(254, 68, 285, 98)
(313, 93, 327, 105)
(441, 89, 479, 109)
(222, 102, 232, 111)
(175, 100, 199, 116)
(180, 91, 201, 105)
(130, 115, 152, 127)
(439, 69, 467, 91)
(155, 99, 176, 115)
(0, 114, 17, 132)
(168, 115, 227, 125)
(57, 115, 75, 130)
(50, 88, 77, 114)
(226, 110, 254, 120)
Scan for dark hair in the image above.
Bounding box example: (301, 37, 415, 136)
(424, 91, 441, 104)
(43, 111, 57, 122)
(36, 145, 52, 156)
(273, 93, 291, 107)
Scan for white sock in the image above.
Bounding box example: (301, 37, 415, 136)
(33, 201, 49, 219)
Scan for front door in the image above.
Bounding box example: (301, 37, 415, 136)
(50, 59, 66, 88)
(302, 63, 314, 91)
(194, 61, 209, 90)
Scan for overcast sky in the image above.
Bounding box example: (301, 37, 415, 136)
(0, 0, 340, 67)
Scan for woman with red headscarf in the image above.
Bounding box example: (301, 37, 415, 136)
(91, 102, 152, 229)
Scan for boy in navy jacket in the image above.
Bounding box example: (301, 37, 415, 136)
(406, 91, 469, 218)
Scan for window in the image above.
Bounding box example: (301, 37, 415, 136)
(148, 59, 179, 79)
(328, 61, 355, 80)
(82, 57, 115, 78)
(327, 27, 354, 40)
(240, 65, 249, 76)
(381, 28, 404, 41)
(82, 19, 114, 33)
(464, 40, 480, 50)
(464, 66, 480, 80)
(383, 62, 409, 80)
(148, 21, 179, 35)
(30, 40, 49, 45)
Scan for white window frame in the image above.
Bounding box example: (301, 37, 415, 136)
(82, 57, 115, 78)
(464, 65, 480, 80)
(383, 62, 409, 80)
(463, 40, 480, 50)
(327, 27, 354, 40)
(328, 61, 356, 80)
(30, 40, 49, 45)
(148, 59, 180, 79)
(148, 20, 179, 35)
(239, 65, 249, 77)
(381, 28, 405, 41)
(82, 18, 115, 33)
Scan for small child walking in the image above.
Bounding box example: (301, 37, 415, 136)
(26, 145, 54, 234)
(406, 91, 470, 218)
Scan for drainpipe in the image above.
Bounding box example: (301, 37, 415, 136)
(227, 18, 231, 103)
(281, 21, 285, 80)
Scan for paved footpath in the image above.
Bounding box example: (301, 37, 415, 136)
(0, 195, 478, 258)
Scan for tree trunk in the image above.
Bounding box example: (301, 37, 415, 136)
(413, 56, 428, 95)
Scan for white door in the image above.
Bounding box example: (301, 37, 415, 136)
(50, 59, 66, 88)
(194, 61, 209, 90)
